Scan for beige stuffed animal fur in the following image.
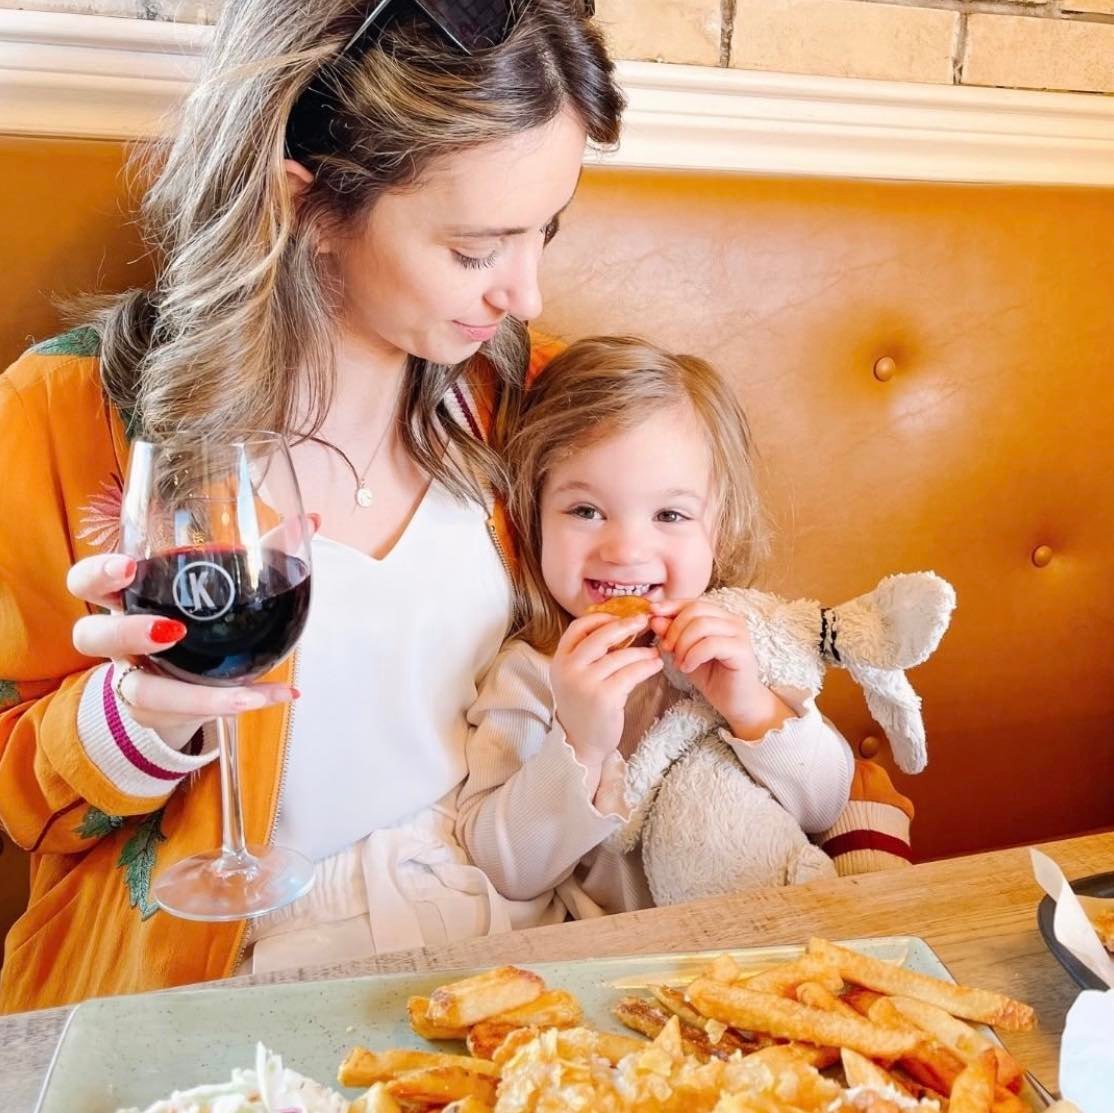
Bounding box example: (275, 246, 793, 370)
(610, 572, 956, 907)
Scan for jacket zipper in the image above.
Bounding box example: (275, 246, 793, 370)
(487, 517, 512, 580)
(229, 650, 300, 975)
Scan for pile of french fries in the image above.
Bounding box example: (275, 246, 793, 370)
(338, 939, 1043, 1113)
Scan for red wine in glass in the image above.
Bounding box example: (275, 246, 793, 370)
(119, 432, 315, 922)
(125, 546, 310, 685)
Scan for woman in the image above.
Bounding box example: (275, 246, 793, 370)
(0, 0, 622, 1012)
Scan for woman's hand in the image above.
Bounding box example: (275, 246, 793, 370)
(550, 611, 662, 771)
(68, 553, 299, 750)
(651, 599, 792, 741)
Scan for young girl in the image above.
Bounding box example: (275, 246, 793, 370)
(456, 336, 853, 917)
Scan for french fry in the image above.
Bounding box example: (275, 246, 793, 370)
(385, 1066, 497, 1106)
(426, 965, 545, 1028)
(843, 986, 884, 1016)
(441, 1099, 494, 1113)
(651, 984, 717, 1029)
(350, 1082, 402, 1113)
(490, 988, 583, 1028)
(948, 1048, 998, 1113)
(807, 939, 1035, 1031)
(685, 977, 920, 1059)
(888, 995, 1023, 1092)
(613, 995, 759, 1060)
(867, 996, 965, 1093)
(465, 1021, 518, 1062)
(407, 996, 468, 1041)
(841, 1048, 913, 1097)
(796, 980, 862, 1020)
(742, 1043, 837, 1073)
(595, 1030, 654, 1064)
(705, 953, 742, 983)
(745, 955, 842, 997)
(490, 1027, 542, 1069)
(338, 1048, 497, 1088)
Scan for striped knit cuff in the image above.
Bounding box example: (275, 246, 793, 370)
(77, 663, 218, 800)
(818, 796, 913, 875)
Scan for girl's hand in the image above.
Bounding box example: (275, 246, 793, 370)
(550, 611, 662, 770)
(651, 599, 792, 740)
(67, 552, 300, 750)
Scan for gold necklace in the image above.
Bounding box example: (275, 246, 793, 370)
(307, 406, 396, 510)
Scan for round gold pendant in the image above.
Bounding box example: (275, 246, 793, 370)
(355, 486, 373, 508)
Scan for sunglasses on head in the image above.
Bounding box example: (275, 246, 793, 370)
(287, 0, 595, 162)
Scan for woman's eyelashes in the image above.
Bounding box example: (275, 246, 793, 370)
(452, 217, 560, 269)
(452, 249, 498, 270)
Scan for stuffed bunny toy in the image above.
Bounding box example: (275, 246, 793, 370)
(608, 572, 956, 907)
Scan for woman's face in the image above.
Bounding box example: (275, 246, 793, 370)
(329, 109, 587, 365)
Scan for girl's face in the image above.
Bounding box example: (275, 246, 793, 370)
(539, 405, 719, 618)
(329, 109, 586, 365)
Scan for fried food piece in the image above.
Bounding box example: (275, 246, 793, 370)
(888, 995, 1023, 1092)
(338, 1048, 497, 1088)
(947, 1049, 998, 1113)
(441, 1099, 494, 1113)
(426, 965, 545, 1028)
(685, 977, 920, 1059)
(613, 995, 757, 1060)
(745, 955, 843, 997)
(407, 996, 468, 1041)
(807, 939, 1035, 1031)
(704, 953, 743, 983)
(841, 1048, 914, 1096)
(796, 980, 863, 1020)
(385, 1066, 497, 1107)
(1078, 896, 1114, 950)
(586, 595, 652, 619)
(465, 1021, 518, 1062)
(492, 988, 583, 1028)
(349, 1082, 403, 1113)
(595, 1030, 654, 1064)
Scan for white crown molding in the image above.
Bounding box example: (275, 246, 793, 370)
(4, 9, 1114, 185)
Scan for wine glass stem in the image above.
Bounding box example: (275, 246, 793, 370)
(216, 715, 252, 871)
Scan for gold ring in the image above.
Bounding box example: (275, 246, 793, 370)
(112, 663, 143, 709)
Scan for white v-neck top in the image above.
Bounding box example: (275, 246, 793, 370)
(272, 480, 512, 864)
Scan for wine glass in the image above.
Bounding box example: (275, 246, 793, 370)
(119, 432, 314, 921)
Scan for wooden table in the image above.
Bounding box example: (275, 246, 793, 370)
(3, 832, 1109, 1110)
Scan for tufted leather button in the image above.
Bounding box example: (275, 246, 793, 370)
(859, 734, 882, 758)
(873, 356, 896, 382)
(1031, 544, 1054, 568)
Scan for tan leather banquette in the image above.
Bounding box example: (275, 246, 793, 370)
(2, 134, 1112, 944)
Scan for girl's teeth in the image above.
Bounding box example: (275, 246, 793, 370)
(597, 582, 651, 597)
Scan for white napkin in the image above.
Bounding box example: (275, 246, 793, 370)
(1030, 849, 1114, 988)
(1030, 848, 1114, 1113)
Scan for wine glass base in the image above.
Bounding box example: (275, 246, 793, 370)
(152, 845, 315, 922)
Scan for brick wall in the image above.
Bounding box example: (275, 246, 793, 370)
(3, 0, 1113, 93)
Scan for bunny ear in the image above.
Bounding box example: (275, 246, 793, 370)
(828, 572, 956, 671)
(845, 661, 928, 774)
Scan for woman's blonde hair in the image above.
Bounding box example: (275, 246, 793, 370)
(87, 0, 622, 499)
(506, 336, 769, 652)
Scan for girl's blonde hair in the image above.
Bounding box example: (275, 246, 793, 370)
(86, 0, 622, 499)
(506, 336, 769, 652)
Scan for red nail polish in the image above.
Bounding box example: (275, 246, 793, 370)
(151, 618, 187, 644)
(290, 688, 302, 700)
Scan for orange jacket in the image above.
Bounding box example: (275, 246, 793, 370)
(0, 328, 559, 1013)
